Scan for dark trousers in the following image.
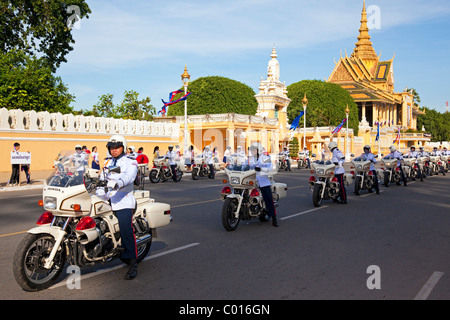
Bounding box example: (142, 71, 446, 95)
(370, 170, 380, 192)
(10, 164, 20, 184)
(208, 164, 215, 178)
(260, 185, 276, 218)
(21, 165, 30, 183)
(115, 208, 137, 260)
(397, 165, 407, 185)
(170, 164, 178, 182)
(335, 173, 347, 203)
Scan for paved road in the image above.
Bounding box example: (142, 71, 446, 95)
(1, 168, 449, 303)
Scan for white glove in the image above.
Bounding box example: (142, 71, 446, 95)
(107, 180, 118, 190)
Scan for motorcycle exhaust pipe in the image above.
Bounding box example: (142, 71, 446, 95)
(136, 234, 152, 246)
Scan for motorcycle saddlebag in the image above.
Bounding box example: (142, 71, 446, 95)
(142, 202, 171, 229)
(271, 182, 288, 199)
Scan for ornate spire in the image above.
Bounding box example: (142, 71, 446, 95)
(352, 0, 378, 61)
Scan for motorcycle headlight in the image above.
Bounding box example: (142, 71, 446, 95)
(317, 169, 324, 174)
(230, 177, 240, 184)
(43, 196, 57, 210)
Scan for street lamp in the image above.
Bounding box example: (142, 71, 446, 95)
(302, 93, 308, 149)
(181, 65, 190, 156)
(345, 104, 350, 160)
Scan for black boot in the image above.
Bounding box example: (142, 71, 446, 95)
(272, 215, 279, 227)
(124, 259, 138, 280)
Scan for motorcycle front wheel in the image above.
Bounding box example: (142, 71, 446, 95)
(192, 168, 199, 180)
(149, 169, 160, 183)
(222, 198, 240, 231)
(354, 176, 361, 195)
(312, 184, 324, 207)
(13, 233, 66, 292)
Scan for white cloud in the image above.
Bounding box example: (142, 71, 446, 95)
(60, 0, 450, 73)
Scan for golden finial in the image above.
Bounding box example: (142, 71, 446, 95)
(181, 65, 190, 85)
(302, 93, 308, 106)
(345, 104, 350, 114)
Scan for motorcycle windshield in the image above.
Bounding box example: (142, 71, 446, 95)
(226, 155, 278, 175)
(46, 150, 87, 188)
(313, 160, 333, 165)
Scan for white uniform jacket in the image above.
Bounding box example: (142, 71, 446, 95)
(165, 150, 177, 165)
(332, 149, 345, 174)
(360, 152, 377, 171)
(98, 155, 138, 211)
(249, 154, 272, 188)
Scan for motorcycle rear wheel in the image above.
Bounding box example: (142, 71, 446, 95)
(120, 230, 152, 264)
(222, 198, 240, 231)
(13, 233, 66, 292)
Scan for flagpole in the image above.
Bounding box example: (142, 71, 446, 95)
(181, 66, 191, 156)
(377, 118, 381, 156)
(302, 94, 308, 149)
(345, 105, 350, 161)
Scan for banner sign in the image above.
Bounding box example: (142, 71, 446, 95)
(11, 152, 31, 165)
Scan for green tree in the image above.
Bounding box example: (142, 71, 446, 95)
(289, 137, 299, 158)
(90, 90, 156, 120)
(92, 93, 116, 118)
(116, 90, 155, 121)
(418, 107, 450, 142)
(287, 80, 359, 135)
(0, 0, 91, 72)
(167, 76, 258, 116)
(0, 50, 74, 112)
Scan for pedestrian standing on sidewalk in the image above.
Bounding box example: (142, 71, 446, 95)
(10, 142, 21, 186)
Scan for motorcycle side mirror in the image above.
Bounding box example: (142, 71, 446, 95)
(381, 154, 384, 156)
(312, 154, 316, 157)
(350, 154, 355, 157)
(108, 165, 121, 174)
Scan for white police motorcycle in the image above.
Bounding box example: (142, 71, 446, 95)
(13, 151, 172, 291)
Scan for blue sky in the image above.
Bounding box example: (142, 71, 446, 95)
(57, 0, 450, 115)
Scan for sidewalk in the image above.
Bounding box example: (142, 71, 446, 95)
(0, 170, 50, 192)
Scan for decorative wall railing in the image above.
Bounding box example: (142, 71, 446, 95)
(0, 108, 179, 137)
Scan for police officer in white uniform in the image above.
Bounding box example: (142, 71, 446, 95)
(407, 146, 423, 182)
(359, 145, 380, 194)
(203, 146, 215, 179)
(248, 143, 279, 227)
(165, 145, 178, 182)
(388, 145, 407, 186)
(97, 135, 139, 280)
(329, 141, 347, 204)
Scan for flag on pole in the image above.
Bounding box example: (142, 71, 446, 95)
(332, 118, 347, 135)
(375, 122, 380, 141)
(393, 127, 400, 145)
(157, 105, 167, 116)
(161, 89, 191, 106)
(289, 111, 305, 130)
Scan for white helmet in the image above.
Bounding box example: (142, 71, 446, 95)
(107, 134, 127, 151)
(129, 145, 135, 152)
(389, 145, 397, 152)
(328, 141, 338, 151)
(75, 144, 82, 149)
